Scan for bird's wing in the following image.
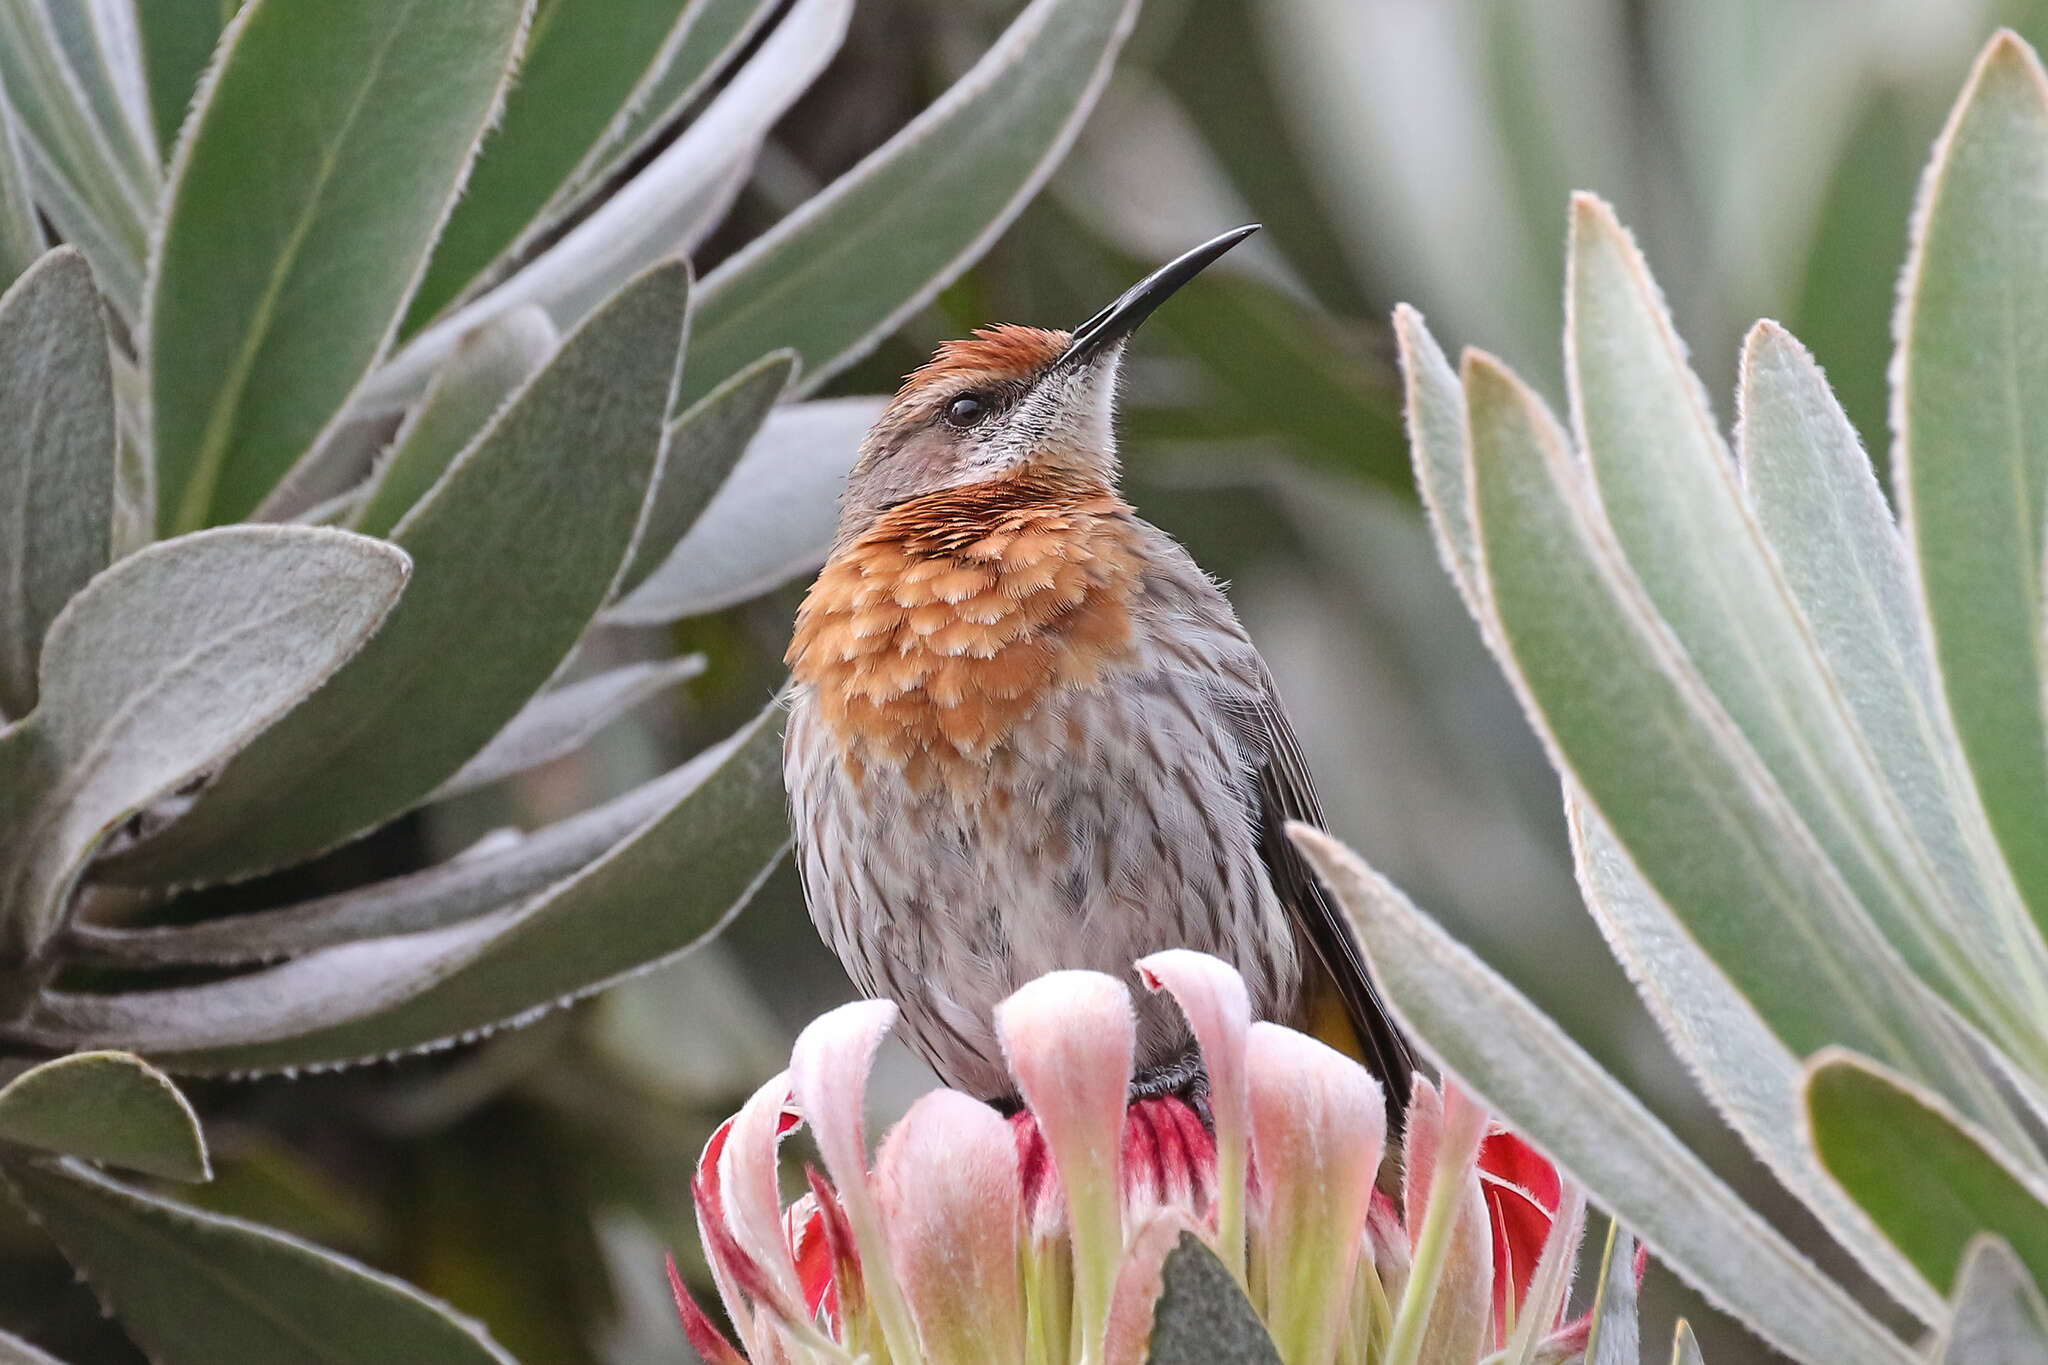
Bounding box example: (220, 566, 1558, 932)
(1244, 669, 1416, 1113)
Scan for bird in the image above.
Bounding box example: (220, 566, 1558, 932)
(782, 225, 1413, 1116)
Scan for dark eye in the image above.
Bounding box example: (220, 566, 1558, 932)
(944, 394, 988, 428)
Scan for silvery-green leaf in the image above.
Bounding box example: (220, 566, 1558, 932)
(0, 1327, 65, 1365)
(612, 349, 795, 599)
(102, 263, 686, 888)
(73, 751, 714, 966)
(1671, 1321, 1705, 1365)
(148, 0, 529, 533)
(0, 1050, 206, 1181)
(36, 703, 782, 1080)
(1804, 1050, 2048, 1297)
(0, 77, 44, 289)
(677, 0, 1141, 407)
(1581, 1223, 1639, 1365)
(351, 304, 556, 539)
(0, 527, 408, 961)
(1738, 320, 2044, 1044)
(0, 248, 115, 720)
(13, 133, 140, 319)
(39, 1, 158, 203)
(554, 0, 779, 209)
(0, 3, 150, 305)
(430, 655, 704, 800)
(365, 0, 849, 410)
(402, 0, 694, 331)
(1894, 33, 2048, 928)
(606, 394, 883, 623)
(1567, 195, 2003, 1048)
(1392, 303, 1487, 630)
(133, 0, 226, 161)
(1287, 824, 1916, 1365)
(1458, 348, 2007, 1135)
(3, 1158, 515, 1365)
(1940, 1237, 2048, 1364)
(1146, 1231, 1281, 1365)
(1568, 794, 1943, 1324)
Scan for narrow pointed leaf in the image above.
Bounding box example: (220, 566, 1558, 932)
(134, 0, 228, 162)
(74, 753, 715, 966)
(1940, 1237, 2048, 1364)
(1568, 796, 1942, 1323)
(1146, 1232, 1281, 1365)
(148, 0, 529, 532)
(1739, 320, 2044, 1037)
(0, 78, 45, 288)
(431, 655, 704, 800)
(1393, 304, 1486, 626)
(39, 4, 158, 200)
(366, 0, 848, 410)
(0, 1051, 206, 1181)
(0, 248, 115, 719)
(558, 0, 779, 207)
(1459, 350, 1993, 1120)
(1568, 195, 1996, 1043)
(0, 3, 149, 306)
(402, 0, 692, 332)
(0, 527, 408, 961)
(1670, 1321, 1705, 1365)
(606, 394, 883, 623)
(613, 350, 794, 598)
(1289, 825, 1916, 1365)
(103, 263, 686, 888)
(351, 304, 556, 539)
(1894, 33, 2048, 925)
(4, 1158, 515, 1364)
(150, 704, 787, 1075)
(1805, 1050, 2048, 1296)
(678, 0, 1140, 406)
(1581, 1224, 1638, 1365)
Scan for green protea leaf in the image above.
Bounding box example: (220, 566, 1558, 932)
(0, 1051, 207, 1181)
(148, 0, 530, 533)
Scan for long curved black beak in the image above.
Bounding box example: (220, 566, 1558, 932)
(1056, 224, 1259, 370)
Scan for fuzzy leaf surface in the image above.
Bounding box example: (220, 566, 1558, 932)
(1940, 1237, 2048, 1364)
(1460, 350, 1989, 1116)
(1806, 1051, 2048, 1296)
(678, 0, 1140, 406)
(402, 0, 692, 331)
(0, 248, 115, 719)
(612, 349, 793, 598)
(606, 394, 882, 622)
(148, 0, 528, 532)
(430, 655, 705, 800)
(1739, 321, 2042, 1039)
(1289, 824, 1915, 1365)
(0, 527, 407, 960)
(153, 704, 787, 1074)
(103, 263, 686, 888)
(0, 1051, 206, 1181)
(4, 1158, 515, 1364)
(1146, 1232, 1281, 1365)
(351, 304, 556, 539)
(1894, 34, 2048, 925)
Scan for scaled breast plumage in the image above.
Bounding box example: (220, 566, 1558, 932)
(786, 473, 1144, 787)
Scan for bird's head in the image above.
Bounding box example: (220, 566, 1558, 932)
(836, 225, 1258, 540)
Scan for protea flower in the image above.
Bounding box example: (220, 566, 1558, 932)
(673, 950, 1607, 1365)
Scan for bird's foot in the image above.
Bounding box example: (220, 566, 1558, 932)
(1130, 1053, 1212, 1130)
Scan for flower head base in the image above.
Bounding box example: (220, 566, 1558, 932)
(677, 951, 1613, 1365)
